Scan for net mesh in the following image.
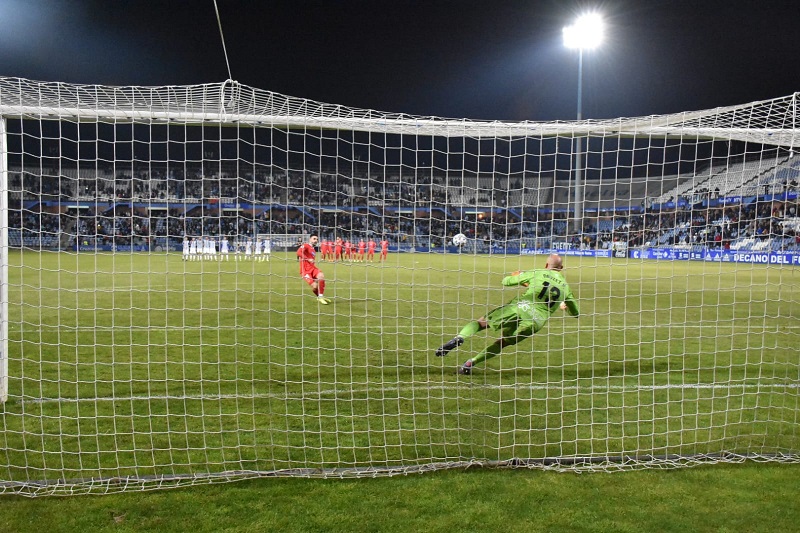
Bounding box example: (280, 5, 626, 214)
(0, 78, 798, 496)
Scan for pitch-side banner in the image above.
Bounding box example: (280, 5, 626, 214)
(520, 248, 613, 258)
(630, 248, 800, 265)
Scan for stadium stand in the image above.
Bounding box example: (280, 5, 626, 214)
(7, 155, 800, 253)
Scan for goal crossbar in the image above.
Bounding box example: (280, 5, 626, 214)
(0, 77, 797, 144)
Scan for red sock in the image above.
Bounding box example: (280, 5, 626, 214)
(318, 280, 325, 296)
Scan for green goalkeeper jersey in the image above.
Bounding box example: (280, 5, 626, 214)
(501, 269, 580, 322)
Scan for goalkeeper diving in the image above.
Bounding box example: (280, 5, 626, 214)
(435, 253, 579, 374)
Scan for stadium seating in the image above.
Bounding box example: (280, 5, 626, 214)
(6, 155, 799, 253)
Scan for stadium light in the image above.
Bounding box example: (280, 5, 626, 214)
(563, 13, 604, 51)
(563, 12, 604, 234)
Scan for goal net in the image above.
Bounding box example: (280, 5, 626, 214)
(0, 78, 798, 496)
(261, 233, 304, 251)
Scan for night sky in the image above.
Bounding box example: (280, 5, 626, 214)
(1, 0, 797, 121)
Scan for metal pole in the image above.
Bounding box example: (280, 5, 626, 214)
(574, 50, 584, 235)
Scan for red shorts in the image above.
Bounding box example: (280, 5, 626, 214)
(301, 267, 322, 284)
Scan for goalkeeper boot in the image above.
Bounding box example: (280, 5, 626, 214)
(435, 336, 464, 357)
(457, 360, 473, 375)
(317, 297, 330, 305)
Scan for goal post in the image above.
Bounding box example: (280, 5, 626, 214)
(0, 116, 8, 404)
(0, 77, 798, 496)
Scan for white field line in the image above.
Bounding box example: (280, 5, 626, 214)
(20, 381, 800, 405)
(8, 324, 800, 332)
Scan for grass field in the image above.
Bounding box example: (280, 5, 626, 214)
(1, 250, 799, 496)
(1, 464, 800, 532)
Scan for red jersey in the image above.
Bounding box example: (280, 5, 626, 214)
(368, 240, 376, 251)
(380, 240, 389, 251)
(297, 243, 317, 275)
(358, 241, 366, 252)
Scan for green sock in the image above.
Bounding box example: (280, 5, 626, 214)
(458, 321, 483, 339)
(469, 340, 504, 366)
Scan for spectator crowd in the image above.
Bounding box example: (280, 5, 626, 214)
(8, 163, 800, 252)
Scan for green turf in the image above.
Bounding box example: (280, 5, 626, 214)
(1, 464, 799, 532)
(1, 250, 799, 495)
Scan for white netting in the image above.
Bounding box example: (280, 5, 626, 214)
(0, 77, 798, 496)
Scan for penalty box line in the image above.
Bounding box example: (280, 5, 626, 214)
(20, 381, 800, 406)
(10, 324, 800, 333)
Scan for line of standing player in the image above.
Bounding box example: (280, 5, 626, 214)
(315, 237, 389, 262)
(182, 237, 271, 261)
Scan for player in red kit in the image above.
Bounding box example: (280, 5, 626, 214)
(344, 240, 353, 262)
(367, 239, 376, 261)
(357, 239, 366, 262)
(334, 237, 343, 262)
(328, 239, 333, 263)
(297, 234, 329, 304)
(380, 238, 389, 262)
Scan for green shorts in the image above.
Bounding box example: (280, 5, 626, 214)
(486, 302, 545, 338)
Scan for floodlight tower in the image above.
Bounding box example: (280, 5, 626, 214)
(563, 12, 604, 235)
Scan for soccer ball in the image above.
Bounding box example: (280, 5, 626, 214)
(452, 233, 468, 246)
